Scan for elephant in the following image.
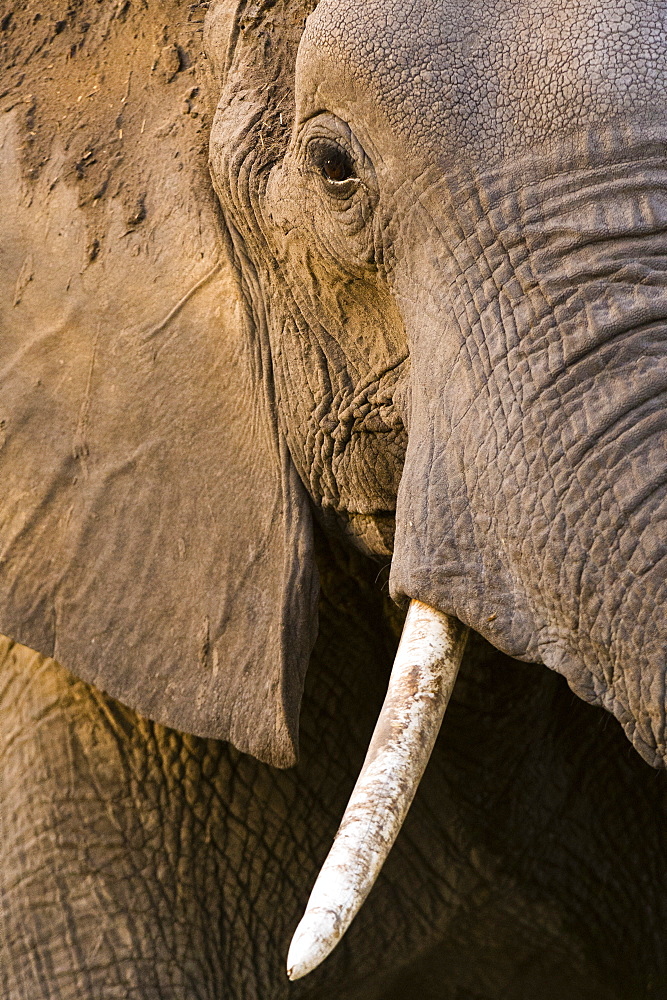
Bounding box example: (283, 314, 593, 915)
(2, 0, 667, 997)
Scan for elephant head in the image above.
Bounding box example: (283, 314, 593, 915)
(201, 0, 667, 764)
(1, 0, 667, 983)
(203, 0, 667, 972)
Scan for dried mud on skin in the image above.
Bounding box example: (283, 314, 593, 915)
(0, 0, 216, 259)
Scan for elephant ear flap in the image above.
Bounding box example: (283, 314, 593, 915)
(0, 180, 318, 769)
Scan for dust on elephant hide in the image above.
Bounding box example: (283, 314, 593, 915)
(0, 0, 317, 767)
(2, 0, 667, 997)
(2, 0, 667, 770)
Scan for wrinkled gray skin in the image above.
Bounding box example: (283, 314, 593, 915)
(2, 0, 667, 997)
(210, 0, 667, 768)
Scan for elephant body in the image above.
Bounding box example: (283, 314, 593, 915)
(2, 539, 667, 999)
(2, 0, 667, 996)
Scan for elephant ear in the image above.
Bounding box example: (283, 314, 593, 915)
(0, 0, 318, 768)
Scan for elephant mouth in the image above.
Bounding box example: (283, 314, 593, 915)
(296, 356, 409, 539)
(287, 601, 468, 980)
(324, 508, 397, 560)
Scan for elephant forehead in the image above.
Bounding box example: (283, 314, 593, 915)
(299, 0, 667, 160)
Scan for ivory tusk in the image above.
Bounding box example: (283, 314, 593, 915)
(286, 599, 469, 981)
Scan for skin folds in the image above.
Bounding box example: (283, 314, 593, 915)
(1, 0, 667, 995)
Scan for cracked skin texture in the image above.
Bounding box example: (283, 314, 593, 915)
(2, 0, 667, 997)
(209, 0, 667, 766)
(301, 0, 667, 158)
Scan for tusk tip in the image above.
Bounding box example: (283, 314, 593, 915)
(286, 908, 341, 981)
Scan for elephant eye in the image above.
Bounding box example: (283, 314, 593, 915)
(308, 140, 358, 189)
(322, 151, 353, 183)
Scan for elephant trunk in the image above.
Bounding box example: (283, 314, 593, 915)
(390, 139, 667, 768)
(287, 600, 468, 980)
